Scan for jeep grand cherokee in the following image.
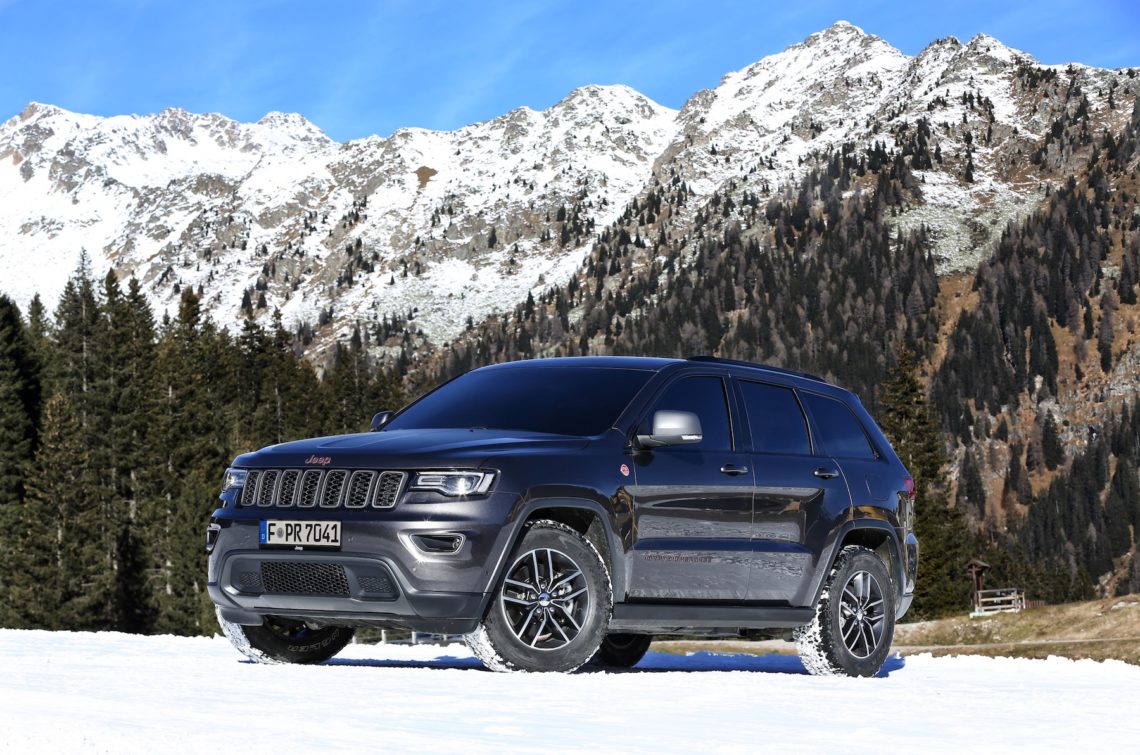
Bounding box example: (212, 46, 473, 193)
(207, 356, 918, 676)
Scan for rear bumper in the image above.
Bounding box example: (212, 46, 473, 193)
(897, 532, 919, 620)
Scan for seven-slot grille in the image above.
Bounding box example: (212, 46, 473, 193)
(239, 469, 405, 509)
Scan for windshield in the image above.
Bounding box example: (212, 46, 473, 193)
(385, 365, 654, 436)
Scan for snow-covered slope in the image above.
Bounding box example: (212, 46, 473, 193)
(1, 21, 1136, 353)
(1, 630, 1137, 752)
(659, 22, 1133, 273)
(663, 21, 910, 195)
(0, 87, 676, 351)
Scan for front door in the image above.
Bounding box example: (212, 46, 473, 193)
(627, 374, 754, 601)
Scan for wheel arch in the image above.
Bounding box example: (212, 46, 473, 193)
(478, 497, 623, 619)
(807, 519, 905, 611)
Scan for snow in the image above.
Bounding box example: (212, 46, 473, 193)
(1, 629, 1137, 753)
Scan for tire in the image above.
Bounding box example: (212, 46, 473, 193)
(216, 608, 354, 665)
(466, 519, 611, 673)
(794, 545, 896, 678)
(592, 633, 652, 668)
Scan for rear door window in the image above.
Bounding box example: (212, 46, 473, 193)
(738, 381, 811, 455)
(801, 393, 877, 460)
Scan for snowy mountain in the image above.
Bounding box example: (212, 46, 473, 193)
(660, 22, 1131, 272)
(0, 21, 1136, 355)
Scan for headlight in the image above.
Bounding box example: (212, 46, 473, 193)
(221, 468, 248, 493)
(411, 471, 494, 496)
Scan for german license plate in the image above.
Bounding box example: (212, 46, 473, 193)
(260, 520, 341, 548)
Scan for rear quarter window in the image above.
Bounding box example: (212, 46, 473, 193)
(801, 393, 877, 460)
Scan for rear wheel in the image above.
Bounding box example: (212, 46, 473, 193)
(592, 633, 652, 668)
(794, 545, 895, 677)
(216, 608, 354, 665)
(466, 520, 611, 673)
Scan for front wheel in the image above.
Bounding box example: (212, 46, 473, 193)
(794, 545, 896, 677)
(216, 608, 354, 664)
(466, 520, 612, 672)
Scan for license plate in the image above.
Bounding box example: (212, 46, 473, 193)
(260, 520, 341, 548)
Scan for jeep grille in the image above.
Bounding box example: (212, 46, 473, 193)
(238, 469, 405, 509)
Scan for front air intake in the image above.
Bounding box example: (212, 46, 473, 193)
(261, 561, 350, 596)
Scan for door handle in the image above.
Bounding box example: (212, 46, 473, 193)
(720, 464, 749, 476)
(813, 467, 840, 479)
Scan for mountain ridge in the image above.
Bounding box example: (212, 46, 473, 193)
(1, 22, 1137, 356)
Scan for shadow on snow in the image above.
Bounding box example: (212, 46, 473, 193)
(318, 650, 907, 677)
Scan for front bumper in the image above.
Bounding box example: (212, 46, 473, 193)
(207, 491, 519, 633)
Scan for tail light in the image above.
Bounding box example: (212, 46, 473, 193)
(902, 476, 916, 531)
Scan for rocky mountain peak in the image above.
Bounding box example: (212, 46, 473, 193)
(15, 101, 63, 123)
(800, 19, 869, 44)
(256, 111, 333, 144)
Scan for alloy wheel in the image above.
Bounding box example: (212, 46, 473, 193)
(499, 547, 590, 651)
(838, 570, 886, 659)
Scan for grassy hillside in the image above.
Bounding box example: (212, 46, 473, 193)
(892, 593, 1140, 664)
(652, 594, 1140, 665)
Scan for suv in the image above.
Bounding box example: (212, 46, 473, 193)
(208, 356, 918, 677)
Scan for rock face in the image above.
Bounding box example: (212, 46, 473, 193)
(1, 22, 1136, 353)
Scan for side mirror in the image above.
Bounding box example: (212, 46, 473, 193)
(370, 411, 394, 432)
(636, 410, 703, 449)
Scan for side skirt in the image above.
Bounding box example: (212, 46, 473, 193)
(609, 603, 814, 633)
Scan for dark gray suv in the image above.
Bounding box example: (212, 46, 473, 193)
(207, 356, 918, 676)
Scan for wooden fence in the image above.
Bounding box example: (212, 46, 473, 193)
(971, 588, 1026, 615)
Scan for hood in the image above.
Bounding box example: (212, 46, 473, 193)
(231, 428, 591, 469)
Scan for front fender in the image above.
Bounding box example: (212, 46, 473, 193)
(474, 493, 623, 621)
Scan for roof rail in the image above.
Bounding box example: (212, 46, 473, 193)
(686, 355, 827, 383)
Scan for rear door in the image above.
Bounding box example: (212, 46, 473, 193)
(736, 379, 851, 603)
(626, 373, 754, 601)
(799, 392, 891, 506)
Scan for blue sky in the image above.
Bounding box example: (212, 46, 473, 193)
(1, 0, 1137, 141)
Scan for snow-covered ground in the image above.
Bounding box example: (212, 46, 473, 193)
(1, 630, 1136, 753)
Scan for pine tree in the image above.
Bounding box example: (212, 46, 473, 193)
(1042, 412, 1064, 470)
(94, 273, 159, 631)
(9, 393, 107, 629)
(878, 347, 972, 618)
(0, 295, 40, 506)
(1098, 288, 1117, 373)
(149, 289, 233, 634)
(0, 295, 42, 625)
(326, 331, 373, 435)
(237, 316, 326, 448)
(24, 294, 51, 367)
(955, 450, 986, 521)
(52, 255, 100, 409)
